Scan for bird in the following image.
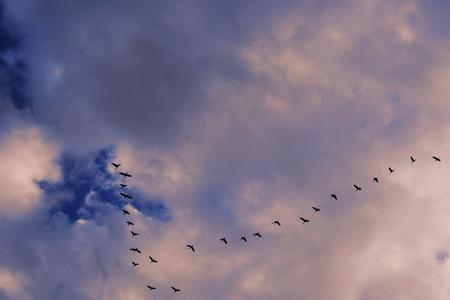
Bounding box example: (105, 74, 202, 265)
(130, 248, 142, 254)
(126, 221, 134, 226)
(299, 217, 310, 224)
(253, 232, 262, 238)
(410, 156, 416, 163)
(240, 236, 248, 242)
(433, 156, 441, 162)
(272, 220, 281, 226)
(120, 183, 127, 188)
(171, 286, 181, 293)
(388, 167, 394, 174)
(122, 209, 130, 215)
(330, 194, 337, 200)
(131, 231, 139, 237)
(312, 206, 320, 212)
(373, 177, 379, 183)
(186, 244, 195, 252)
(120, 192, 133, 199)
(119, 172, 132, 178)
(132, 261, 139, 267)
(112, 163, 121, 169)
(149, 256, 158, 263)
(219, 238, 228, 244)
(147, 285, 156, 290)
(353, 184, 362, 191)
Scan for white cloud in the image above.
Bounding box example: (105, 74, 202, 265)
(0, 127, 60, 217)
(0, 268, 29, 298)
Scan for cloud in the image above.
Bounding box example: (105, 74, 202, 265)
(0, 127, 59, 218)
(0, 268, 29, 299)
(2, 0, 450, 300)
(0, 1, 33, 115)
(3, 0, 260, 150)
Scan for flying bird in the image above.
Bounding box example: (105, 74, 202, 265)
(120, 192, 133, 199)
(147, 285, 156, 290)
(272, 220, 281, 226)
(312, 206, 320, 212)
(122, 209, 130, 215)
(149, 256, 158, 263)
(330, 194, 337, 200)
(410, 156, 416, 163)
(132, 261, 139, 267)
(433, 156, 441, 162)
(219, 238, 228, 244)
(119, 172, 132, 178)
(186, 244, 195, 253)
(120, 183, 127, 188)
(373, 177, 379, 183)
(126, 221, 134, 226)
(241, 236, 248, 242)
(388, 167, 394, 174)
(112, 163, 121, 169)
(353, 184, 362, 191)
(253, 232, 262, 238)
(299, 217, 310, 224)
(171, 286, 181, 293)
(131, 231, 139, 237)
(130, 248, 142, 254)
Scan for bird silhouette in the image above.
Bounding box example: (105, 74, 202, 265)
(149, 256, 158, 263)
(131, 231, 139, 237)
(219, 238, 228, 244)
(299, 217, 310, 224)
(120, 183, 127, 188)
(388, 167, 394, 174)
(120, 192, 133, 199)
(122, 209, 130, 215)
(130, 248, 142, 254)
(353, 184, 362, 191)
(253, 232, 262, 238)
(373, 177, 379, 183)
(433, 156, 441, 162)
(147, 285, 156, 290)
(241, 236, 248, 242)
(171, 286, 181, 293)
(272, 220, 281, 226)
(126, 221, 134, 226)
(410, 156, 416, 163)
(112, 163, 121, 169)
(187, 244, 195, 252)
(330, 194, 337, 200)
(312, 206, 320, 212)
(119, 172, 132, 178)
(132, 261, 139, 267)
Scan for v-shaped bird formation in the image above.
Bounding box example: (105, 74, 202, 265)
(110, 154, 441, 296)
(113, 163, 182, 294)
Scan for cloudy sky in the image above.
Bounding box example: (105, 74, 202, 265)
(2, 0, 450, 299)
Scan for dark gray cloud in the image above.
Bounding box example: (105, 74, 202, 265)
(3, 0, 345, 149)
(0, 2, 32, 117)
(4, 0, 255, 148)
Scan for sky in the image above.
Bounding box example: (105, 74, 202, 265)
(2, 0, 450, 299)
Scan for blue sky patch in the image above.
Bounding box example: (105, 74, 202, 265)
(38, 147, 171, 223)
